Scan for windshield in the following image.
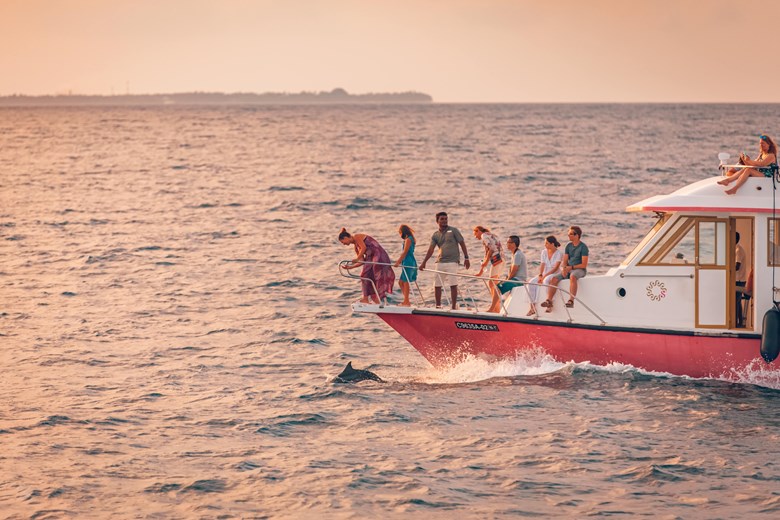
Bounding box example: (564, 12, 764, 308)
(621, 213, 669, 266)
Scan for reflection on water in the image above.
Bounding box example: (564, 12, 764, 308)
(2, 104, 780, 517)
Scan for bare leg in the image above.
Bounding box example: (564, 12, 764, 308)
(725, 168, 760, 195)
(450, 285, 458, 310)
(399, 281, 410, 306)
(487, 279, 501, 313)
(718, 168, 740, 185)
(569, 276, 578, 299)
(435, 286, 442, 307)
(547, 278, 560, 301)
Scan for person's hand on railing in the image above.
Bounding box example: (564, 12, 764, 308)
(419, 261, 426, 271)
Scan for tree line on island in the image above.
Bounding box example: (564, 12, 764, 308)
(0, 88, 433, 106)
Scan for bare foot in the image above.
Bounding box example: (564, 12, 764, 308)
(399, 302, 411, 307)
(717, 178, 730, 185)
(359, 298, 370, 303)
(725, 187, 738, 195)
(526, 308, 536, 316)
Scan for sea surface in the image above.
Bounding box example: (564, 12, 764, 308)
(2, 104, 780, 518)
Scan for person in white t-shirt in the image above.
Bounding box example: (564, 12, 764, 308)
(526, 235, 563, 316)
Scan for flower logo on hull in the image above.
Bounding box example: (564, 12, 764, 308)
(647, 280, 667, 302)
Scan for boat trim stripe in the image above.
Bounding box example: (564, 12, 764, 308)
(408, 309, 761, 339)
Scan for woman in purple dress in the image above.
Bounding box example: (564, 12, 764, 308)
(339, 228, 395, 304)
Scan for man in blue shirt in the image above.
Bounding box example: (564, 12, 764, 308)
(543, 226, 589, 311)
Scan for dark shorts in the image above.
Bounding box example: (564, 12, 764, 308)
(497, 279, 523, 295)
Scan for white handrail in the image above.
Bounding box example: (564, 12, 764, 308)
(338, 260, 606, 324)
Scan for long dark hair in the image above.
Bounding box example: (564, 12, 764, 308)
(399, 224, 415, 240)
(338, 227, 351, 240)
(760, 134, 778, 157)
(546, 235, 561, 248)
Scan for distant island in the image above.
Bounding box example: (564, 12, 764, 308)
(0, 88, 433, 106)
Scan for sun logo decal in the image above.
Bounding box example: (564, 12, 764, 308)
(646, 280, 667, 301)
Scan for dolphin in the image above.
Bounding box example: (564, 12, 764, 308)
(334, 362, 383, 383)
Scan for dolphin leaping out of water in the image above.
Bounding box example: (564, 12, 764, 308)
(334, 362, 383, 383)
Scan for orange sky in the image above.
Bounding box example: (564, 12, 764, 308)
(0, 0, 777, 102)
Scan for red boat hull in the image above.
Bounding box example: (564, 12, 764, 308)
(378, 310, 775, 380)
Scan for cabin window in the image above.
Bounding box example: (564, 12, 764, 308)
(639, 216, 696, 265)
(621, 213, 669, 266)
(769, 218, 780, 266)
(697, 220, 726, 266)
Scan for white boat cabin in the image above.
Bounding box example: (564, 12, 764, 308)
(506, 176, 780, 334)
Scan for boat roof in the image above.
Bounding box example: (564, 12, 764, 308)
(627, 176, 780, 214)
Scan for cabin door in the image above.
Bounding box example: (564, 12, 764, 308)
(695, 219, 728, 328)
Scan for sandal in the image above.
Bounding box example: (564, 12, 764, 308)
(565, 299, 575, 308)
(526, 309, 536, 316)
(540, 299, 552, 308)
(545, 305, 553, 313)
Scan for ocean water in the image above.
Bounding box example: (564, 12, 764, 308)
(1, 104, 780, 518)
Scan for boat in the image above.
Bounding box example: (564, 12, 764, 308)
(340, 163, 780, 380)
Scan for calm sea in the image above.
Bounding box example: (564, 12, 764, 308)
(1, 104, 780, 518)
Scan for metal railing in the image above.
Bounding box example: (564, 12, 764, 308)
(338, 260, 605, 324)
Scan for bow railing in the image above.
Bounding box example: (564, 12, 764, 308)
(338, 260, 605, 324)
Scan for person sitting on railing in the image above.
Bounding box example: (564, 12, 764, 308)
(526, 235, 563, 316)
(393, 224, 417, 307)
(419, 212, 471, 309)
(543, 226, 589, 312)
(474, 225, 504, 313)
(718, 134, 778, 195)
(339, 228, 395, 304)
(497, 235, 527, 309)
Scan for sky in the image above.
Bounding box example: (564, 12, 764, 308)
(0, 0, 777, 102)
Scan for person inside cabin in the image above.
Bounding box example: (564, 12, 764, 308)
(419, 212, 471, 309)
(718, 134, 778, 195)
(542, 226, 589, 312)
(339, 228, 395, 304)
(526, 235, 563, 316)
(393, 224, 417, 307)
(474, 225, 504, 313)
(735, 232, 747, 328)
(497, 235, 527, 307)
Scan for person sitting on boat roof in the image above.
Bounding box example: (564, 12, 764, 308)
(718, 134, 778, 195)
(339, 228, 395, 304)
(497, 235, 527, 309)
(419, 212, 471, 309)
(392, 224, 417, 307)
(542, 226, 589, 312)
(526, 235, 563, 316)
(474, 225, 505, 313)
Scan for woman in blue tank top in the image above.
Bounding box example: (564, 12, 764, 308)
(394, 224, 417, 306)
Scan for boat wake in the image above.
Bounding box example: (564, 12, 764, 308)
(419, 348, 569, 384)
(419, 350, 780, 390)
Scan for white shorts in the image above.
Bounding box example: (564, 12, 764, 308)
(488, 261, 504, 279)
(434, 262, 459, 288)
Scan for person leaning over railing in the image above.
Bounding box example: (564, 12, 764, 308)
(338, 227, 395, 304)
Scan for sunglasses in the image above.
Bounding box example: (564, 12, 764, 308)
(760, 135, 769, 141)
